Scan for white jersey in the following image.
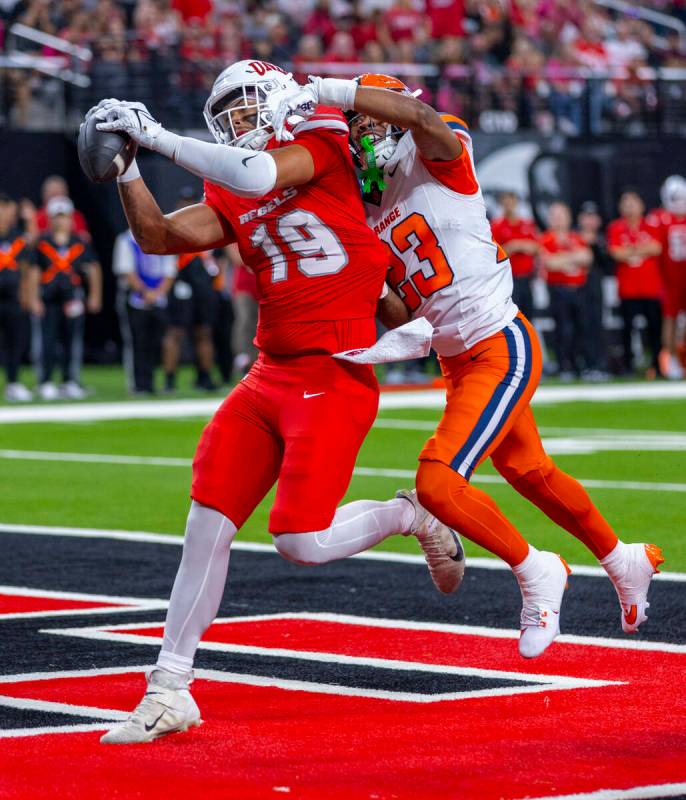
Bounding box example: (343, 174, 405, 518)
(363, 116, 517, 356)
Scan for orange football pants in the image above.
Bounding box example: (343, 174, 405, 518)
(416, 314, 617, 566)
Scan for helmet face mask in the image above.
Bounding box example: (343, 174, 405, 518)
(348, 113, 403, 171)
(347, 73, 418, 175)
(204, 60, 296, 151)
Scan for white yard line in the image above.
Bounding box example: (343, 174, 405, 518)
(526, 782, 686, 800)
(1, 381, 686, 424)
(1, 448, 684, 493)
(1, 522, 684, 582)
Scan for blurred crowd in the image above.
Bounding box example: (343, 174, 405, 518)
(1, 171, 685, 401)
(1, 0, 686, 134)
(0, 176, 260, 400)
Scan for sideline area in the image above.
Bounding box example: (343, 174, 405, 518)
(2, 381, 686, 424)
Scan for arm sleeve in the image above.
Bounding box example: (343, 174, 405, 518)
(158, 131, 277, 198)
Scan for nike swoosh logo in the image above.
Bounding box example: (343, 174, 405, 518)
(242, 154, 259, 167)
(303, 391, 325, 399)
(624, 604, 638, 625)
(144, 710, 167, 732)
(387, 163, 400, 177)
(469, 347, 492, 362)
(449, 530, 464, 562)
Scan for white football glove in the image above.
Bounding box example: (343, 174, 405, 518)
(84, 98, 122, 124)
(268, 81, 319, 143)
(96, 101, 165, 151)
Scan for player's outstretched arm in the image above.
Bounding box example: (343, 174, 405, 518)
(94, 101, 316, 202)
(117, 177, 231, 255)
(349, 87, 461, 162)
(272, 79, 461, 162)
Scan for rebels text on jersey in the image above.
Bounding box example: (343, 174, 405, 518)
(362, 115, 517, 357)
(203, 109, 388, 356)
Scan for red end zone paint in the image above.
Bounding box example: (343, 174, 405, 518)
(0, 593, 128, 616)
(1, 617, 685, 799)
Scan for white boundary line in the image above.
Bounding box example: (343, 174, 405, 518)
(2, 522, 685, 583)
(2, 381, 686, 424)
(39, 617, 619, 705)
(0, 584, 167, 620)
(43, 619, 617, 687)
(81, 610, 686, 655)
(526, 782, 686, 800)
(2, 448, 686, 493)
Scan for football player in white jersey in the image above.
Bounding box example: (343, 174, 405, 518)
(271, 73, 664, 658)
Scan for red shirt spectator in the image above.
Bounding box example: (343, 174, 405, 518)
(425, 0, 465, 39)
(303, 2, 337, 48)
(491, 198, 539, 278)
(607, 216, 663, 299)
(539, 229, 590, 287)
(172, 0, 212, 23)
(382, 0, 424, 43)
(647, 207, 686, 284)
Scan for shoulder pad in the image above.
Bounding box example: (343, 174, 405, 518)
(292, 106, 349, 138)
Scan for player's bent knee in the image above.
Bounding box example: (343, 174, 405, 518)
(416, 459, 469, 520)
(273, 531, 330, 566)
(496, 454, 554, 486)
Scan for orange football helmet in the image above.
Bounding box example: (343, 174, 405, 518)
(348, 73, 418, 177)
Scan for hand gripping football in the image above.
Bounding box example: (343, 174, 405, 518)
(78, 114, 138, 184)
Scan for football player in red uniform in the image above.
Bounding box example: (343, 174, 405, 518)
(648, 175, 686, 380)
(92, 60, 463, 744)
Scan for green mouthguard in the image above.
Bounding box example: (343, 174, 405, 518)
(360, 135, 387, 193)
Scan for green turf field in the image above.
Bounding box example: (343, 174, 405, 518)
(2, 373, 684, 570)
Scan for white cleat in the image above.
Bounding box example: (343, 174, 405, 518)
(4, 382, 33, 402)
(38, 381, 59, 401)
(603, 542, 664, 634)
(101, 669, 202, 744)
(516, 550, 571, 659)
(59, 381, 87, 400)
(397, 489, 465, 594)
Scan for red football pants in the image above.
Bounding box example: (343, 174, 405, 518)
(191, 352, 379, 533)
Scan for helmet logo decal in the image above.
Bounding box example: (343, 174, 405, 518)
(248, 61, 288, 77)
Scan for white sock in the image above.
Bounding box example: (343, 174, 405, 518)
(157, 501, 237, 674)
(512, 544, 541, 583)
(274, 498, 413, 565)
(599, 539, 628, 578)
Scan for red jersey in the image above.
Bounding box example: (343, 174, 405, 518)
(203, 109, 387, 357)
(490, 216, 538, 278)
(538, 230, 589, 287)
(607, 217, 663, 300)
(647, 208, 686, 280)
